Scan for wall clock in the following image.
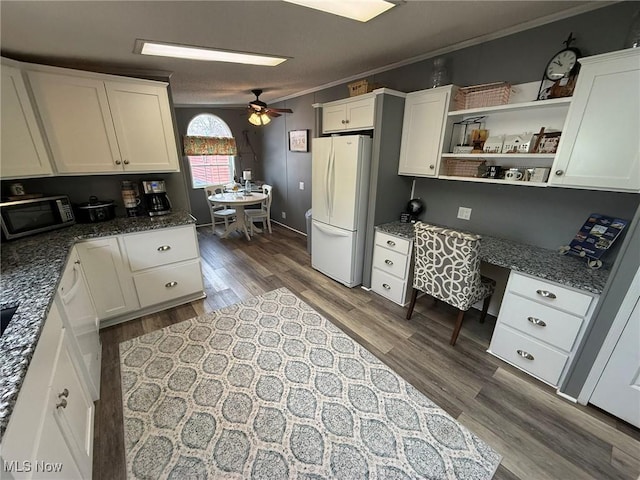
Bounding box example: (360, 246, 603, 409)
(537, 33, 582, 100)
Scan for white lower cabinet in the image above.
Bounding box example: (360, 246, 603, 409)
(1, 304, 93, 479)
(371, 230, 413, 306)
(76, 237, 140, 320)
(488, 271, 597, 388)
(77, 225, 205, 325)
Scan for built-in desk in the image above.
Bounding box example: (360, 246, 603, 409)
(373, 221, 608, 393)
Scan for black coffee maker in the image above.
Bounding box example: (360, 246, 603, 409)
(141, 180, 171, 216)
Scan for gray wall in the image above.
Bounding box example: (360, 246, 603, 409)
(173, 107, 264, 225)
(412, 180, 638, 266)
(260, 2, 640, 236)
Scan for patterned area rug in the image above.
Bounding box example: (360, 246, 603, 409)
(120, 287, 501, 479)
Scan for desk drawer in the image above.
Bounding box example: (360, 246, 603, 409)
(371, 268, 409, 305)
(508, 272, 593, 317)
(372, 246, 410, 279)
(375, 231, 411, 255)
(489, 325, 568, 386)
(498, 293, 583, 352)
(124, 225, 199, 271)
(134, 259, 203, 308)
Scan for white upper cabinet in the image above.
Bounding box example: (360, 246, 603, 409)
(550, 49, 640, 192)
(398, 85, 455, 177)
(322, 94, 375, 133)
(1, 63, 54, 178)
(27, 66, 179, 174)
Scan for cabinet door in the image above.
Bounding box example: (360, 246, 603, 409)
(322, 103, 347, 133)
(398, 88, 449, 176)
(1, 65, 54, 178)
(27, 70, 122, 173)
(345, 96, 375, 131)
(550, 49, 640, 192)
(57, 248, 101, 400)
(35, 332, 94, 479)
(76, 237, 139, 320)
(105, 81, 180, 172)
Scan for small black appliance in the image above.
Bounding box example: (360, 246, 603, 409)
(141, 180, 171, 217)
(400, 198, 425, 223)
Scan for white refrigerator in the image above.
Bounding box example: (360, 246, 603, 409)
(311, 135, 372, 287)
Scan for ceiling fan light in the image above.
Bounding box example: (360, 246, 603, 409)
(261, 114, 271, 125)
(248, 112, 262, 126)
(135, 40, 288, 66)
(283, 0, 395, 22)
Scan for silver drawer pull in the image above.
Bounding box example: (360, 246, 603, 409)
(384, 259, 394, 266)
(382, 283, 391, 290)
(517, 349, 534, 361)
(58, 388, 69, 398)
(527, 317, 547, 327)
(165, 281, 178, 288)
(536, 289, 556, 299)
(157, 245, 171, 252)
(56, 398, 68, 409)
(386, 240, 396, 247)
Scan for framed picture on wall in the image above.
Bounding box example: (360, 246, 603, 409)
(289, 129, 309, 152)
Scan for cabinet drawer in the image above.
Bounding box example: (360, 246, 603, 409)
(498, 293, 583, 352)
(124, 225, 199, 271)
(489, 325, 568, 386)
(134, 260, 203, 308)
(371, 268, 409, 305)
(508, 272, 593, 317)
(375, 231, 411, 255)
(372, 246, 409, 279)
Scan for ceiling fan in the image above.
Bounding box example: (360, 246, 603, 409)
(247, 89, 292, 125)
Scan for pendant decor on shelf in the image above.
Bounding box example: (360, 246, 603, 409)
(537, 33, 582, 101)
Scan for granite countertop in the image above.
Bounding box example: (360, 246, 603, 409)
(0, 211, 196, 439)
(376, 221, 610, 295)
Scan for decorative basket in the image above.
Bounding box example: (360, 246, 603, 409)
(348, 79, 382, 97)
(445, 158, 486, 177)
(455, 82, 512, 110)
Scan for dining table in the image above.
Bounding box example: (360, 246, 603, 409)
(208, 191, 268, 241)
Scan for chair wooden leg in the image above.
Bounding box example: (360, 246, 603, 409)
(479, 295, 492, 324)
(406, 288, 418, 320)
(450, 310, 466, 346)
(267, 217, 272, 234)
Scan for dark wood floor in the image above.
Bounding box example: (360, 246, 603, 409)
(94, 224, 640, 479)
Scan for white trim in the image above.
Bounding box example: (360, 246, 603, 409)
(272, 220, 306, 236)
(578, 266, 640, 404)
(555, 390, 578, 404)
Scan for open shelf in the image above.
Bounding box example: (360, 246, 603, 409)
(448, 97, 572, 118)
(438, 175, 549, 187)
(442, 153, 556, 160)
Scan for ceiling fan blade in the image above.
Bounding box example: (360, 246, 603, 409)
(266, 111, 282, 118)
(268, 108, 293, 113)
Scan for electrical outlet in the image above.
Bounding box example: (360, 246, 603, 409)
(299, 182, 304, 190)
(281, 212, 286, 219)
(457, 207, 472, 220)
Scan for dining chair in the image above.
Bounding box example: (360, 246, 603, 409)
(406, 222, 496, 346)
(204, 184, 236, 232)
(245, 184, 273, 235)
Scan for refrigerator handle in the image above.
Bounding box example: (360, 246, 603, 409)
(314, 222, 349, 237)
(325, 143, 332, 216)
(329, 145, 336, 216)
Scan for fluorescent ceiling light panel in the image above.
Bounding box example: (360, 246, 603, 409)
(283, 0, 395, 22)
(136, 40, 288, 66)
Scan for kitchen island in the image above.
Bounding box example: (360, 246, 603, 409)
(0, 211, 198, 439)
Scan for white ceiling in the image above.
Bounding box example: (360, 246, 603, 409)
(1, 1, 609, 107)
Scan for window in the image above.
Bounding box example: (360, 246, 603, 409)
(186, 114, 235, 188)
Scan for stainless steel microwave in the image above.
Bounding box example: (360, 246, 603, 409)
(0, 195, 75, 240)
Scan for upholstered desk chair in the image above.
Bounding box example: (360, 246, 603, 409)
(205, 184, 236, 232)
(245, 184, 273, 235)
(406, 222, 496, 346)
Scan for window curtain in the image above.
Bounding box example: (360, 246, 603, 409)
(183, 136, 237, 155)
